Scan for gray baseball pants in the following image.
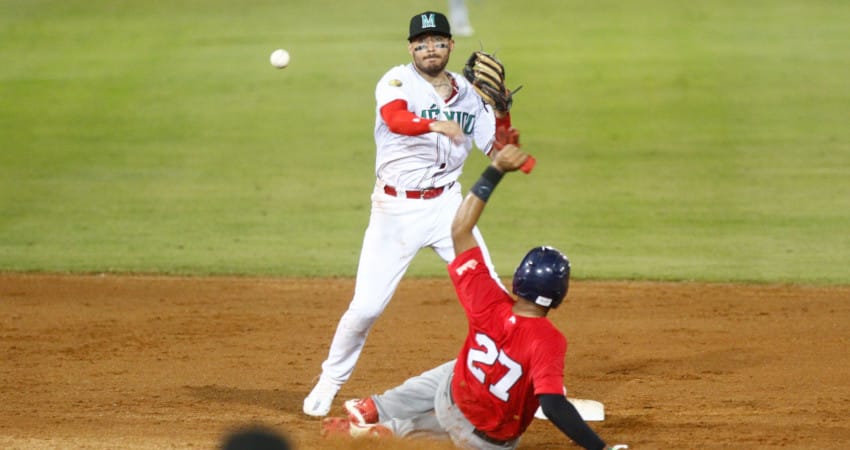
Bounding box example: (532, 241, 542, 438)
(371, 359, 520, 449)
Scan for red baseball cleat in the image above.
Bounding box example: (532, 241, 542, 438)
(344, 397, 379, 425)
(321, 416, 392, 439)
(350, 422, 393, 438)
(320, 417, 352, 438)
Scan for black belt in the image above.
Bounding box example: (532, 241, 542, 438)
(383, 182, 454, 199)
(447, 379, 512, 447)
(472, 428, 512, 446)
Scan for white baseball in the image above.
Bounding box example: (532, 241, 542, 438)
(270, 49, 290, 69)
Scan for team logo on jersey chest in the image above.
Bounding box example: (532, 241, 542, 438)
(421, 104, 476, 134)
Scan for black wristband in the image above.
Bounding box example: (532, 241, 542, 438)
(470, 165, 504, 202)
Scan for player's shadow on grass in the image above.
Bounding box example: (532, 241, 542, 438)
(185, 384, 301, 412)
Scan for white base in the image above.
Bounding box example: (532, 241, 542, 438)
(534, 398, 605, 422)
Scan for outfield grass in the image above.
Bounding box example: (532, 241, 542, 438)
(1, 0, 848, 284)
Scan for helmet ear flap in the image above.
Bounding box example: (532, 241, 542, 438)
(512, 247, 570, 309)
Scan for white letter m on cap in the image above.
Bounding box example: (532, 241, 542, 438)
(421, 13, 436, 28)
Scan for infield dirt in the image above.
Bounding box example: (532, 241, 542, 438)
(2, 274, 849, 449)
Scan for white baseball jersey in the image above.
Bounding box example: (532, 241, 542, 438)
(374, 63, 496, 189)
(304, 62, 505, 418)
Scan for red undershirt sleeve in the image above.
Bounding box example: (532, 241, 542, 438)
(380, 99, 434, 135)
(485, 113, 513, 156)
(496, 113, 511, 130)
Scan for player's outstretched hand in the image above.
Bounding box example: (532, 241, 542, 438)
(493, 145, 530, 173)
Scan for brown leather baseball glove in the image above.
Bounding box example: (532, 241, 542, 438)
(463, 51, 523, 113)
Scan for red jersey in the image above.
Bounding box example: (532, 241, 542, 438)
(448, 246, 568, 441)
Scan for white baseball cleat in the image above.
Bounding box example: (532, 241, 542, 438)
(303, 379, 340, 417)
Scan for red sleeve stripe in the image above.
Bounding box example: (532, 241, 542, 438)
(380, 99, 434, 135)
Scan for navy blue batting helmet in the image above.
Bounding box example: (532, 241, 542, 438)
(512, 246, 571, 309)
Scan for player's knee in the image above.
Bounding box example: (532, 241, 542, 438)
(341, 308, 381, 333)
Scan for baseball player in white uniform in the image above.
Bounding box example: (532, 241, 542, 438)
(303, 11, 514, 417)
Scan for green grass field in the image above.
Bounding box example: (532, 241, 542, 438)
(2, 0, 848, 284)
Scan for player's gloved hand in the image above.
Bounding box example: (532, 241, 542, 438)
(463, 50, 522, 113)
